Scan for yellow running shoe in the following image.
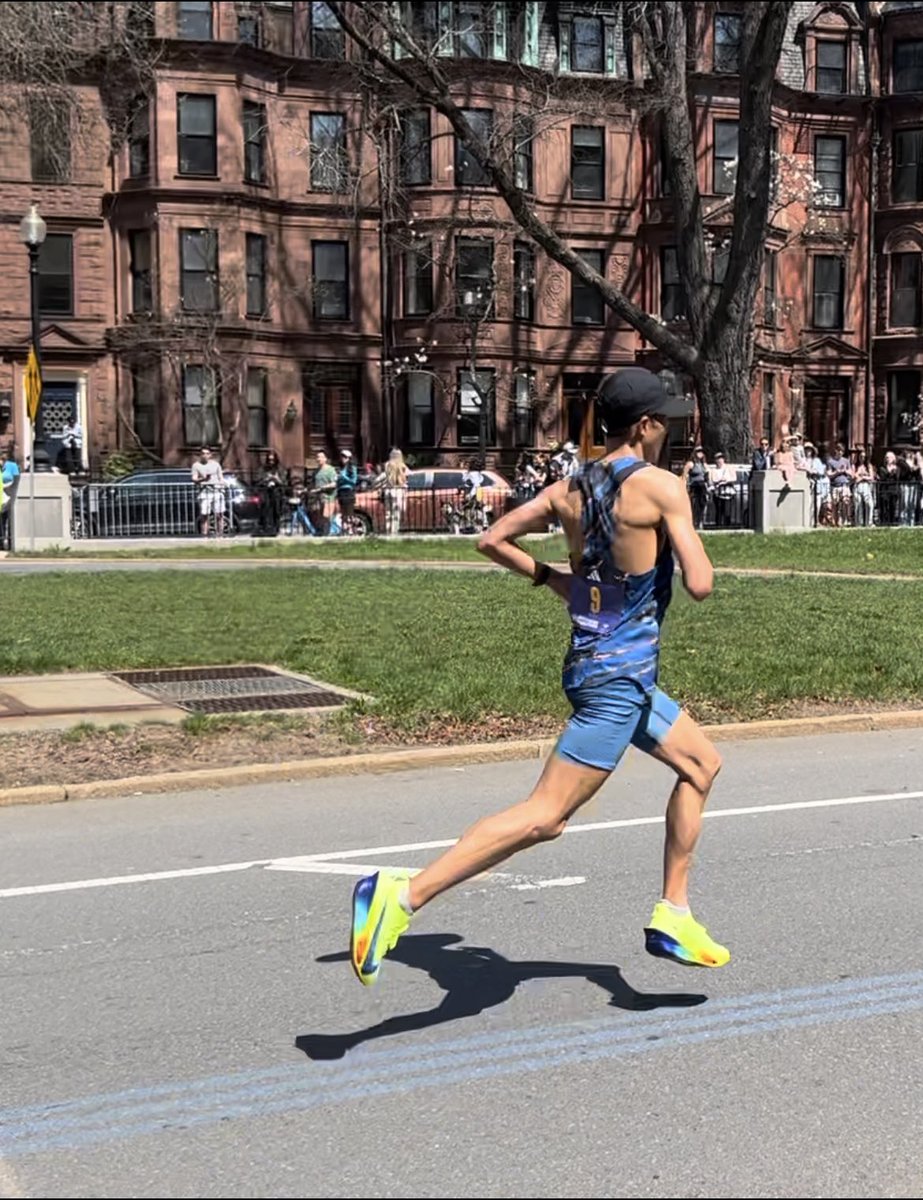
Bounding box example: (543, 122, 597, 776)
(350, 870, 412, 986)
(644, 902, 730, 968)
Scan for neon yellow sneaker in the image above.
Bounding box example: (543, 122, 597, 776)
(644, 902, 730, 968)
(350, 870, 412, 986)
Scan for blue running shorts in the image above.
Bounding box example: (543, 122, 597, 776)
(555, 674, 681, 772)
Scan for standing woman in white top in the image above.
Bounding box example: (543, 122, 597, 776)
(383, 448, 408, 536)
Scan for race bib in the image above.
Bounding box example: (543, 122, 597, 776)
(568, 576, 627, 633)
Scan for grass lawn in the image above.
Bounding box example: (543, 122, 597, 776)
(22, 527, 923, 575)
(2, 567, 921, 727)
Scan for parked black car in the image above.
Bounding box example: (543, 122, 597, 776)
(72, 468, 262, 537)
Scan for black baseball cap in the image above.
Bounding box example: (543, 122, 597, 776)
(596, 368, 688, 429)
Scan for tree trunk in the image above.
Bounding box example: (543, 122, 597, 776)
(697, 344, 753, 461)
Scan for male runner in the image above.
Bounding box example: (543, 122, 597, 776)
(350, 367, 729, 986)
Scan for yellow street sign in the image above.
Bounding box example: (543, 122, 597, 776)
(24, 347, 42, 424)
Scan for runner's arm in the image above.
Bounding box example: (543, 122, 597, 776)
(660, 473, 713, 600)
(477, 482, 570, 594)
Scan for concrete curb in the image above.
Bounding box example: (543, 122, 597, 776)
(2, 709, 923, 808)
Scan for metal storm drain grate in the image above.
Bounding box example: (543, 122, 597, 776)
(111, 665, 358, 715)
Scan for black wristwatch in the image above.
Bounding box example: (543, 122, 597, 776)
(532, 561, 552, 588)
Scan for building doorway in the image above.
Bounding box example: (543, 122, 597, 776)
(804, 377, 850, 453)
(563, 373, 605, 459)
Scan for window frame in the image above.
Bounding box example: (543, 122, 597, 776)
(310, 1, 345, 59)
(37, 233, 74, 316)
(457, 368, 497, 447)
(812, 254, 845, 330)
(816, 39, 847, 94)
(403, 244, 434, 317)
(243, 100, 266, 184)
(309, 111, 347, 192)
(890, 252, 922, 328)
(177, 0, 213, 40)
(399, 109, 432, 187)
(454, 109, 494, 188)
(572, 248, 605, 326)
(177, 93, 218, 177)
(893, 39, 923, 94)
(713, 119, 739, 195)
(814, 134, 847, 209)
(245, 232, 268, 318)
(514, 241, 535, 322)
(129, 229, 153, 313)
(714, 12, 742, 73)
(660, 246, 685, 322)
(312, 240, 350, 321)
(406, 372, 435, 446)
(571, 125, 605, 201)
(571, 14, 604, 74)
(180, 227, 220, 313)
(455, 238, 495, 318)
(246, 366, 269, 448)
(893, 128, 923, 203)
(182, 363, 220, 447)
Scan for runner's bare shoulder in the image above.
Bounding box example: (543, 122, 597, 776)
(619, 463, 681, 520)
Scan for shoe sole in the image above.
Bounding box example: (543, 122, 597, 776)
(644, 927, 727, 968)
(350, 875, 381, 987)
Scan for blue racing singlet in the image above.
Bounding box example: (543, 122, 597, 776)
(563, 456, 674, 695)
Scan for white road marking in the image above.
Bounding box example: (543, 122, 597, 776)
(264, 859, 421, 878)
(510, 876, 586, 891)
(1, 789, 920, 901)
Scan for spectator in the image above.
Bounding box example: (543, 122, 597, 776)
(709, 451, 737, 528)
(878, 451, 901, 527)
(2, 445, 21, 490)
(826, 441, 852, 527)
(683, 445, 710, 529)
(898, 449, 920, 527)
(514, 451, 541, 500)
(258, 450, 287, 537)
(852, 448, 875, 528)
(382, 447, 408, 536)
(336, 449, 358, 525)
(552, 440, 580, 480)
(803, 441, 830, 526)
(788, 432, 806, 469)
(59, 417, 83, 475)
(191, 446, 226, 536)
(751, 437, 773, 472)
(313, 450, 338, 533)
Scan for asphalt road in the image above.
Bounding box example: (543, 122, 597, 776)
(1, 729, 921, 1199)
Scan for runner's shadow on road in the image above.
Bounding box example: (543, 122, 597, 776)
(296, 933, 707, 1061)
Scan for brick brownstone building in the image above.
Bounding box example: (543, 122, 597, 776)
(0, 0, 921, 474)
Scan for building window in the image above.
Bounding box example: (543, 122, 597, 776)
(310, 112, 347, 191)
(246, 367, 268, 447)
(890, 252, 922, 328)
(893, 40, 923, 94)
(180, 229, 219, 312)
(458, 369, 496, 446)
(713, 120, 738, 194)
(30, 95, 71, 182)
(814, 135, 846, 207)
(571, 126, 605, 200)
(514, 116, 533, 192)
(763, 249, 777, 324)
(513, 373, 534, 446)
(572, 248, 604, 325)
(182, 365, 220, 446)
(37, 234, 73, 315)
(237, 5, 261, 47)
(812, 255, 844, 329)
(310, 1, 344, 58)
(889, 370, 922, 444)
(403, 245, 433, 316)
(410, 0, 439, 49)
(128, 102, 150, 177)
(714, 12, 741, 73)
(762, 373, 775, 445)
(177, 0, 213, 39)
(399, 109, 431, 186)
(458, 1, 487, 57)
(132, 369, 159, 449)
(455, 109, 493, 187)
(177, 94, 217, 176)
(129, 230, 153, 313)
(514, 242, 535, 322)
(661, 246, 685, 322)
(406, 373, 434, 445)
(817, 40, 847, 93)
(455, 238, 494, 317)
(572, 15, 604, 73)
(243, 101, 266, 184)
(312, 241, 349, 319)
(893, 129, 923, 203)
(246, 233, 267, 317)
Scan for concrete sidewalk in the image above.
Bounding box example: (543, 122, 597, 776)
(0, 672, 186, 734)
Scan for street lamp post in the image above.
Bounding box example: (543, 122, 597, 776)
(19, 203, 47, 552)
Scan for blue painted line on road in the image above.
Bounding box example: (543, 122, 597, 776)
(2, 970, 922, 1158)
